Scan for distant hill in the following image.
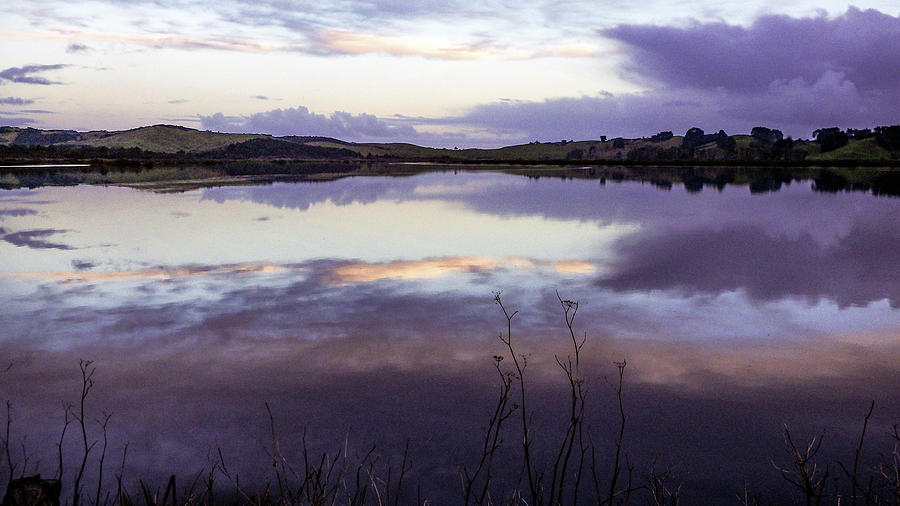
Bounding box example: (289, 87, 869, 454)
(1, 124, 898, 164)
(211, 137, 361, 159)
(65, 125, 266, 153)
(0, 125, 265, 153)
(0, 126, 84, 146)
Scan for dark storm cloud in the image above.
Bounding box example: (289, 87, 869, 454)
(1, 229, 74, 250)
(0, 97, 35, 105)
(603, 7, 900, 92)
(0, 64, 68, 85)
(200, 106, 418, 141)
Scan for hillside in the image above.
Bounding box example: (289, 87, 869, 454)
(1, 124, 899, 164)
(0, 125, 266, 153)
(63, 125, 267, 153)
(807, 137, 893, 160)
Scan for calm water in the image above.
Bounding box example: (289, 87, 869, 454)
(1, 170, 899, 502)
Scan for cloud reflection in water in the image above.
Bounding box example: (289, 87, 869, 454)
(1, 172, 899, 501)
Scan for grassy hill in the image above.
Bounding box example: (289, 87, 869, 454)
(807, 137, 893, 160)
(1, 124, 898, 164)
(307, 139, 659, 161)
(62, 125, 266, 153)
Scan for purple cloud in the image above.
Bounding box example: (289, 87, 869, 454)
(0, 97, 35, 105)
(0, 115, 35, 126)
(0, 209, 38, 217)
(197, 8, 900, 146)
(0, 64, 68, 85)
(1, 229, 74, 250)
(200, 106, 418, 141)
(597, 221, 900, 308)
(413, 8, 900, 144)
(603, 7, 900, 93)
(66, 43, 91, 53)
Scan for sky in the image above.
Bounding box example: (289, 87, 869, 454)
(0, 0, 898, 146)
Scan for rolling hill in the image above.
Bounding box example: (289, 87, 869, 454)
(1, 124, 898, 164)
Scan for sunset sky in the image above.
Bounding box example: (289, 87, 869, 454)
(1, 0, 898, 146)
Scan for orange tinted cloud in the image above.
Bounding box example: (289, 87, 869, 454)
(328, 257, 499, 283)
(325, 256, 597, 284)
(314, 29, 600, 60)
(554, 260, 596, 274)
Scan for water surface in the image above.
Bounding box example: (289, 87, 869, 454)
(1, 171, 899, 502)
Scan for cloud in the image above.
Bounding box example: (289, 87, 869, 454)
(167, 98, 188, 104)
(200, 106, 419, 141)
(310, 29, 569, 60)
(0, 209, 38, 217)
(420, 76, 898, 143)
(1, 262, 288, 283)
(335, 7, 896, 144)
(312, 29, 476, 59)
(159, 116, 201, 123)
(0, 64, 68, 85)
(0, 97, 35, 105)
(603, 7, 900, 93)
(597, 218, 900, 308)
(3, 249, 900, 501)
(71, 259, 94, 270)
(8, 1, 597, 61)
(0, 115, 35, 126)
(407, 7, 899, 142)
(409, 92, 746, 143)
(66, 43, 90, 53)
(39, 28, 279, 53)
(0, 229, 74, 250)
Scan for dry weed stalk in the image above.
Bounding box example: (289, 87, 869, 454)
(775, 425, 829, 506)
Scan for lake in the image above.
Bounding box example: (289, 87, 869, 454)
(1, 169, 899, 503)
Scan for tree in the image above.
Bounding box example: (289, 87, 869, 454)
(681, 127, 706, 149)
(751, 126, 784, 144)
(773, 137, 794, 161)
(650, 131, 673, 142)
(874, 125, 900, 150)
(846, 128, 873, 140)
(813, 127, 849, 152)
(715, 131, 736, 151)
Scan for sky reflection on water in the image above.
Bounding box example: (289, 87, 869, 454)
(1, 171, 899, 502)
